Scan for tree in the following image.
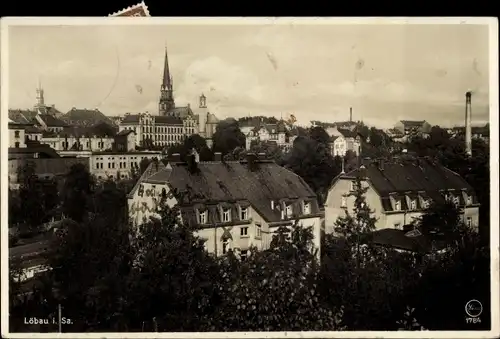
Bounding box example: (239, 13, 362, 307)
(209, 225, 345, 331)
(414, 200, 464, 245)
(308, 126, 330, 145)
(16, 161, 45, 231)
(212, 119, 246, 156)
(126, 205, 219, 331)
(61, 164, 94, 223)
(283, 136, 340, 204)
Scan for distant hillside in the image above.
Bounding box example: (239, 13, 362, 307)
(61, 108, 114, 127)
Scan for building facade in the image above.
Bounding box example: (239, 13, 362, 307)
(324, 157, 480, 234)
(118, 47, 218, 149)
(8, 119, 28, 149)
(127, 153, 323, 259)
(244, 120, 295, 151)
(327, 127, 362, 157)
(394, 120, 432, 136)
(90, 151, 163, 180)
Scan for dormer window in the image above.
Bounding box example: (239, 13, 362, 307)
(422, 199, 430, 209)
(221, 208, 231, 222)
(453, 195, 460, 206)
(285, 204, 293, 218)
(410, 199, 416, 210)
(240, 207, 249, 220)
(222, 239, 231, 254)
(198, 210, 208, 224)
(394, 200, 401, 211)
(466, 196, 472, 206)
(303, 201, 311, 215)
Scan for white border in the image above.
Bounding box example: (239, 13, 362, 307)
(1, 17, 498, 339)
(108, 1, 151, 17)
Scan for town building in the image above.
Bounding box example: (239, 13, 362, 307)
(38, 127, 115, 152)
(324, 157, 480, 234)
(90, 151, 162, 180)
(244, 119, 296, 151)
(327, 126, 362, 157)
(127, 153, 323, 259)
(119, 47, 219, 149)
(394, 120, 432, 136)
(448, 123, 490, 144)
(8, 119, 29, 149)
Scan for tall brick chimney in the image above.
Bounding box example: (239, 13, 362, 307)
(465, 91, 472, 156)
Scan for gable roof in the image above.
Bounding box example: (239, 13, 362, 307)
(8, 109, 38, 124)
(127, 160, 167, 198)
(38, 114, 67, 127)
(37, 105, 63, 117)
(370, 228, 446, 254)
(399, 120, 427, 128)
(117, 129, 135, 136)
(339, 158, 474, 198)
(143, 160, 317, 223)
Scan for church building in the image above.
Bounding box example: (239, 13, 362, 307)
(119, 46, 219, 149)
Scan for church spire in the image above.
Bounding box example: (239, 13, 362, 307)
(159, 44, 175, 116)
(35, 77, 45, 108)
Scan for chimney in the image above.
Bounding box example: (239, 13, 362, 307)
(465, 91, 472, 156)
(246, 152, 258, 171)
(214, 152, 222, 161)
(349, 107, 353, 122)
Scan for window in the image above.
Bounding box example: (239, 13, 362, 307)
(422, 199, 430, 209)
(350, 181, 356, 191)
(240, 227, 248, 237)
(14, 130, 20, 138)
(394, 200, 401, 211)
(303, 201, 311, 215)
(222, 208, 231, 222)
(410, 200, 416, 210)
(285, 204, 293, 218)
(466, 217, 472, 228)
(256, 223, 262, 238)
(466, 196, 472, 206)
(108, 163, 111, 169)
(394, 223, 401, 229)
(14, 142, 20, 148)
(341, 196, 347, 208)
(198, 210, 208, 224)
(240, 250, 248, 261)
(240, 207, 248, 220)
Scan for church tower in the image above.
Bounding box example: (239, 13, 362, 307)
(35, 80, 45, 108)
(159, 45, 175, 116)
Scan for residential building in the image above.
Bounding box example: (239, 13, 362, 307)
(244, 120, 295, 151)
(90, 151, 162, 180)
(127, 153, 323, 259)
(39, 126, 115, 152)
(449, 123, 490, 144)
(394, 120, 432, 136)
(324, 157, 480, 234)
(114, 130, 137, 152)
(327, 126, 362, 157)
(8, 119, 28, 148)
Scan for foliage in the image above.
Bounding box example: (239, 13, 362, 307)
(413, 200, 465, 244)
(212, 119, 246, 156)
(61, 163, 94, 223)
(209, 225, 345, 331)
(166, 134, 213, 162)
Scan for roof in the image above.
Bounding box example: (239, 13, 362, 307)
(37, 105, 63, 117)
(399, 120, 427, 128)
(143, 160, 318, 223)
(120, 114, 183, 125)
(127, 160, 168, 198)
(25, 125, 44, 134)
(10, 239, 52, 260)
(207, 113, 219, 124)
(339, 158, 474, 197)
(370, 228, 446, 254)
(117, 129, 135, 136)
(38, 114, 67, 127)
(8, 109, 38, 124)
(61, 108, 113, 126)
(337, 128, 358, 138)
(8, 146, 61, 159)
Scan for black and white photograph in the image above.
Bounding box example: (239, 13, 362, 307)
(1, 17, 498, 337)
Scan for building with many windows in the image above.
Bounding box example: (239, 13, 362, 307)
(90, 151, 162, 180)
(324, 157, 480, 234)
(118, 46, 218, 148)
(127, 153, 323, 259)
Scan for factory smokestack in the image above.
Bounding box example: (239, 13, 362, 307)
(349, 107, 353, 122)
(465, 91, 472, 156)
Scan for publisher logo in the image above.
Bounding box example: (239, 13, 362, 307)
(465, 300, 482, 324)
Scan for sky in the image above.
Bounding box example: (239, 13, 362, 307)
(7, 22, 491, 128)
